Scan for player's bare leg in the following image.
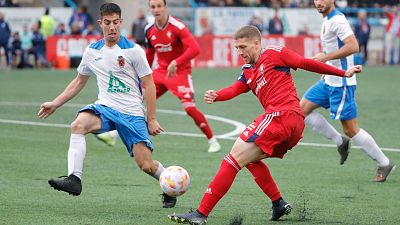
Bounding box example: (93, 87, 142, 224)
(132, 142, 176, 207)
(48, 111, 102, 196)
(341, 119, 395, 182)
(183, 104, 221, 153)
(169, 139, 291, 224)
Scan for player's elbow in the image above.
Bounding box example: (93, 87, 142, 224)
(193, 43, 201, 56)
(352, 44, 359, 54)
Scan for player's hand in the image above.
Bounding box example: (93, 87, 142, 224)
(148, 119, 165, 136)
(204, 90, 218, 104)
(313, 53, 327, 62)
(167, 60, 177, 79)
(37, 102, 57, 119)
(344, 65, 362, 77)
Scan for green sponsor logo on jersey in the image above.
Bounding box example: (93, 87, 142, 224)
(107, 71, 131, 93)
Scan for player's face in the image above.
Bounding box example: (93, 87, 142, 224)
(98, 13, 122, 45)
(234, 37, 260, 65)
(314, 0, 333, 14)
(149, 0, 167, 21)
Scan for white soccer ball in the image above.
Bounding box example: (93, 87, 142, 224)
(159, 166, 190, 197)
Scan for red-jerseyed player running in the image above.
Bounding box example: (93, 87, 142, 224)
(168, 26, 362, 224)
(146, 0, 221, 153)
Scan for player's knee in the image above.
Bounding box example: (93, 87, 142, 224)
(70, 121, 87, 134)
(137, 160, 154, 174)
(343, 127, 358, 138)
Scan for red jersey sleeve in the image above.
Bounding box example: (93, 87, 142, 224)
(145, 47, 156, 68)
(174, 27, 201, 66)
(271, 47, 345, 77)
(215, 79, 250, 101)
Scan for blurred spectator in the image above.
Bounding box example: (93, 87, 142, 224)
(19, 24, 33, 68)
(39, 8, 55, 38)
(82, 23, 100, 36)
(354, 10, 370, 65)
(249, 15, 264, 33)
(298, 24, 310, 36)
(195, 0, 208, 6)
(225, 0, 237, 6)
(10, 32, 22, 68)
(0, 0, 19, 7)
(54, 23, 67, 36)
(31, 22, 49, 68)
(68, 6, 92, 34)
(268, 8, 284, 35)
(199, 11, 213, 35)
(70, 22, 81, 35)
(208, 0, 225, 6)
(131, 9, 147, 47)
(248, 0, 266, 7)
(384, 5, 400, 64)
(0, 11, 11, 69)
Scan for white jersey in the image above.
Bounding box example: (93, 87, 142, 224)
(321, 9, 356, 87)
(77, 36, 152, 116)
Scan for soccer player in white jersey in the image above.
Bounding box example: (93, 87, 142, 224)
(37, 3, 178, 208)
(300, 0, 395, 182)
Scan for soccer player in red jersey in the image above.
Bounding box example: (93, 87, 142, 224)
(168, 26, 362, 224)
(145, 0, 221, 153)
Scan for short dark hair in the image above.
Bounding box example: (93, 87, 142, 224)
(100, 3, 121, 18)
(149, 0, 167, 6)
(234, 25, 261, 41)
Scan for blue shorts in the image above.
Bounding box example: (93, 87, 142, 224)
(79, 104, 153, 157)
(304, 80, 358, 120)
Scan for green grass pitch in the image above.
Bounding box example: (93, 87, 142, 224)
(0, 66, 399, 225)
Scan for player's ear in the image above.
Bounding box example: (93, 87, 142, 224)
(97, 19, 102, 26)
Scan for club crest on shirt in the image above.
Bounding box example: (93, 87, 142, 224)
(259, 64, 264, 74)
(117, 56, 125, 68)
(167, 31, 172, 39)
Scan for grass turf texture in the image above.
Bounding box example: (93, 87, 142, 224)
(0, 66, 399, 225)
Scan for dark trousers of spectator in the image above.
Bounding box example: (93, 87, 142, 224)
(359, 42, 368, 65)
(0, 42, 11, 66)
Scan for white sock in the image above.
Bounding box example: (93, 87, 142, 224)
(108, 130, 119, 138)
(67, 134, 86, 179)
(208, 137, 217, 145)
(152, 161, 165, 180)
(352, 129, 389, 167)
(305, 111, 343, 146)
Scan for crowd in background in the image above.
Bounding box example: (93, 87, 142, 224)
(195, 0, 399, 8)
(0, 2, 399, 69)
(0, 5, 101, 69)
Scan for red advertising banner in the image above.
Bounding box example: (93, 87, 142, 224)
(46, 35, 321, 68)
(46, 35, 101, 65)
(193, 35, 321, 68)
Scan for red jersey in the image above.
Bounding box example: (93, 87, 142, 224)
(215, 46, 346, 114)
(145, 16, 200, 72)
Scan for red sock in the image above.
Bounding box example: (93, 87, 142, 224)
(246, 161, 281, 202)
(185, 106, 214, 139)
(197, 154, 241, 216)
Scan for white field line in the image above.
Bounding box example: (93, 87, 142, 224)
(1, 101, 399, 152)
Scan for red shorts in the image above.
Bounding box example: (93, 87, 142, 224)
(152, 69, 195, 106)
(240, 110, 305, 158)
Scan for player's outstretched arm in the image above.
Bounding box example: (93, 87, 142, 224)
(204, 90, 218, 104)
(37, 74, 89, 119)
(205, 81, 250, 104)
(141, 74, 164, 136)
(344, 65, 362, 77)
(313, 35, 359, 63)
